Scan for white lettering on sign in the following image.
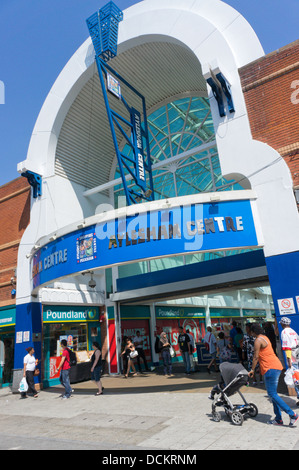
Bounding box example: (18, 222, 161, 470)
(291, 80, 299, 105)
(46, 309, 87, 321)
(138, 153, 145, 181)
(186, 216, 243, 236)
(44, 249, 68, 270)
(0, 80, 4, 105)
(134, 114, 142, 149)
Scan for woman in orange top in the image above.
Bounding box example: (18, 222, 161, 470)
(249, 323, 299, 426)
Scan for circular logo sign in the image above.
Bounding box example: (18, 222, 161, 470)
(87, 309, 97, 320)
(281, 299, 291, 309)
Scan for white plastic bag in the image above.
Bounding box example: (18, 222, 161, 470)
(284, 368, 295, 388)
(18, 377, 28, 393)
(170, 346, 176, 358)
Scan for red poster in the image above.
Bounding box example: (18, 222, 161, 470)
(156, 318, 206, 357)
(49, 357, 61, 379)
(108, 318, 118, 374)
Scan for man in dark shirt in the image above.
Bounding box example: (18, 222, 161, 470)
(178, 326, 191, 374)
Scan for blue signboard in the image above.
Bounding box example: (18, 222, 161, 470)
(32, 200, 259, 289)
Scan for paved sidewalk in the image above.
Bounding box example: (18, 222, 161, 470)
(0, 368, 299, 450)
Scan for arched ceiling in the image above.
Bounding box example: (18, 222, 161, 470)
(55, 41, 207, 190)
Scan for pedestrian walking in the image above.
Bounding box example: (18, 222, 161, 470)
(204, 326, 219, 373)
(217, 332, 232, 363)
(242, 323, 262, 385)
(279, 317, 299, 406)
(21, 347, 39, 399)
(178, 326, 191, 374)
(55, 339, 72, 399)
(249, 323, 299, 426)
(91, 342, 104, 395)
(186, 329, 195, 372)
(133, 330, 150, 373)
(159, 331, 173, 377)
(264, 321, 277, 356)
(121, 336, 128, 374)
(234, 327, 244, 363)
(229, 321, 238, 351)
(121, 338, 138, 378)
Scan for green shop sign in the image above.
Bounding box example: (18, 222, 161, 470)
(155, 306, 205, 319)
(120, 305, 150, 320)
(243, 309, 266, 317)
(209, 308, 240, 318)
(0, 306, 16, 327)
(43, 306, 100, 323)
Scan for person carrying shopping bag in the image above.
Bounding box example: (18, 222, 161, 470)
(159, 331, 174, 377)
(21, 347, 39, 399)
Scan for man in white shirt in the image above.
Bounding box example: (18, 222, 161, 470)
(280, 317, 299, 405)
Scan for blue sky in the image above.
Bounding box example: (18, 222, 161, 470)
(0, 0, 298, 187)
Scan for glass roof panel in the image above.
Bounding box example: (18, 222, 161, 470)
(114, 96, 243, 206)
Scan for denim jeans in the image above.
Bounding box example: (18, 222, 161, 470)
(162, 349, 172, 375)
(60, 369, 72, 398)
(264, 368, 295, 421)
(181, 351, 191, 373)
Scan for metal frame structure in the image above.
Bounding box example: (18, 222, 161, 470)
(86, 2, 154, 205)
(21, 170, 42, 198)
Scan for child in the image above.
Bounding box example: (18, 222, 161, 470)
(208, 375, 226, 400)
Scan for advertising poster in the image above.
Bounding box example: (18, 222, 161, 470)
(156, 318, 206, 357)
(121, 320, 151, 362)
(49, 357, 60, 379)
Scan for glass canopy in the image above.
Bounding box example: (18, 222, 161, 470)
(114, 96, 243, 207)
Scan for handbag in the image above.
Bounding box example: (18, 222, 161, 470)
(130, 350, 138, 359)
(169, 346, 176, 358)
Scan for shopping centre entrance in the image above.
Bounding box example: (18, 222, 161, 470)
(112, 248, 272, 372)
(13, 1, 299, 388)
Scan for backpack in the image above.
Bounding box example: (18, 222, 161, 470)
(67, 348, 77, 366)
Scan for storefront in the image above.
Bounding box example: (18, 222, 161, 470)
(42, 305, 102, 387)
(155, 305, 206, 363)
(13, 1, 299, 385)
(0, 306, 16, 388)
(120, 305, 151, 371)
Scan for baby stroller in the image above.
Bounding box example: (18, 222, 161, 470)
(211, 362, 258, 426)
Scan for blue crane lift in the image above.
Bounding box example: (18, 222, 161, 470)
(86, 2, 154, 205)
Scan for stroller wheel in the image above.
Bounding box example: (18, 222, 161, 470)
(212, 411, 221, 422)
(247, 403, 258, 418)
(231, 411, 244, 426)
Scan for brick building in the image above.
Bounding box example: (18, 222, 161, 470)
(0, 177, 30, 386)
(239, 40, 299, 194)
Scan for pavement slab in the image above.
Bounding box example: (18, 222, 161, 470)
(1, 368, 299, 451)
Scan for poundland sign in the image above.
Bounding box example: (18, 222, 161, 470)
(43, 306, 99, 323)
(33, 198, 261, 290)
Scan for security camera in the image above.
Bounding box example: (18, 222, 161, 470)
(88, 278, 96, 289)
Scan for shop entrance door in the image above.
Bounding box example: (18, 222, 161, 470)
(0, 330, 15, 388)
